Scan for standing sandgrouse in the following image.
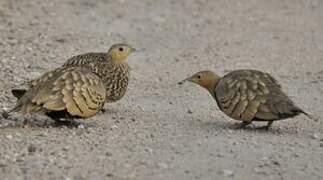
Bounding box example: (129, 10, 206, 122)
(179, 70, 310, 129)
(12, 43, 135, 104)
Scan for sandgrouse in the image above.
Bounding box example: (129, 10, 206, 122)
(7, 43, 135, 120)
(12, 43, 135, 103)
(179, 70, 310, 129)
(62, 43, 135, 103)
(6, 66, 106, 119)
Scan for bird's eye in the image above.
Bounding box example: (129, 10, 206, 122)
(197, 75, 201, 79)
(119, 47, 124, 52)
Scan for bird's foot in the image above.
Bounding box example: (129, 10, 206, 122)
(256, 126, 271, 130)
(256, 121, 273, 131)
(100, 107, 118, 114)
(234, 121, 254, 129)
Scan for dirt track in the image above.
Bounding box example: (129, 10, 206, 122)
(0, 0, 322, 179)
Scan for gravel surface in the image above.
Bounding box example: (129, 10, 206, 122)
(0, 0, 322, 179)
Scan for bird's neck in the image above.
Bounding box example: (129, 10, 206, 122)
(204, 75, 221, 94)
(95, 56, 129, 79)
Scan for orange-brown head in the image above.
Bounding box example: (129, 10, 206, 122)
(179, 70, 220, 92)
(108, 43, 136, 63)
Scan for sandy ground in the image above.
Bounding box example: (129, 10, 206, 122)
(0, 0, 322, 179)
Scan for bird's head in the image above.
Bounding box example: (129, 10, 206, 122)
(179, 70, 220, 91)
(108, 43, 136, 63)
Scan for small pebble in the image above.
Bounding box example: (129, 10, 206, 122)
(310, 133, 319, 140)
(55, 38, 67, 43)
(292, 153, 300, 158)
(157, 162, 168, 169)
(78, 124, 85, 129)
(254, 167, 268, 175)
(216, 153, 223, 158)
(271, 160, 280, 166)
(220, 169, 234, 177)
(6, 135, 13, 140)
(28, 144, 37, 153)
(62, 146, 70, 151)
(110, 125, 118, 130)
(227, 129, 235, 134)
(105, 152, 112, 157)
(106, 173, 114, 177)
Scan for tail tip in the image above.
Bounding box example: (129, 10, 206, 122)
(302, 111, 319, 122)
(1, 108, 10, 119)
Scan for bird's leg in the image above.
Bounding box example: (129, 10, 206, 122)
(236, 121, 252, 129)
(257, 121, 274, 130)
(67, 119, 83, 127)
(100, 104, 109, 113)
(100, 106, 118, 114)
(265, 121, 274, 130)
(100, 108, 107, 113)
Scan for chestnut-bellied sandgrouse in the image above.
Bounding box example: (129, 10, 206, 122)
(62, 43, 135, 103)
(179, 70, 311, 129)
(6, 43, 135, 120)
(6, 66, 106, 119)
(12, 43, 135, 104)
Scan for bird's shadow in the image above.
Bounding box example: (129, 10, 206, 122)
(100, 107, 119, 115)
(194, 118, 299, 134)
(0, 112, 95, 129)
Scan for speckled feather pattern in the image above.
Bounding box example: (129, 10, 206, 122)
(15, 66, 106, 118)
(214, 70, 304, 123)
(63, 52, 130, 102)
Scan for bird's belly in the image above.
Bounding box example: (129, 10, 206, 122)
(104, 79, 128, 102)
(106, 89, 127, 102)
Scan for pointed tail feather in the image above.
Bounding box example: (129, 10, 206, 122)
(11, 89, 27, 99)
(302, 112, 319, 122)
(294, 108, 319, 122)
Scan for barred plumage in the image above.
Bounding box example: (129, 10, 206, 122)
(8, 66, 106, 119)
(62, 45, 133, 103)
(181, 70, 310, 129)
(63, 53, 106, 67)
(7, 44, 135, 120)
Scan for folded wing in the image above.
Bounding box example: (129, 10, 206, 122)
(14, 67, 106, 118)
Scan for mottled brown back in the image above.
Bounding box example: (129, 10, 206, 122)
(12, 51, 130, 103)
(63, 52, 130, 103)
(13, 66, 106, 118)
(63, 52, 106, 67)
(214, 70, 304, 122)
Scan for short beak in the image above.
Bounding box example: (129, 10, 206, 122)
(178, 77, 192, 85)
